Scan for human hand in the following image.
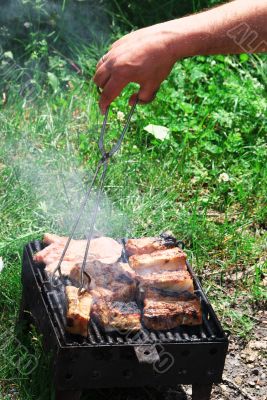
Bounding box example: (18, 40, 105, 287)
(94, 23, 179, 113)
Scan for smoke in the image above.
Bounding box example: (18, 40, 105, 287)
(0, 0, 131, 240)
(4, 130, 131, 239)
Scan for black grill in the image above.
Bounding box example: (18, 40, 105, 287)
(19, 240, 229, 400)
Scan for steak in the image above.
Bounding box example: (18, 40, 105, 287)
(125, 232, 178, 255)
(45, 260, 91, 287)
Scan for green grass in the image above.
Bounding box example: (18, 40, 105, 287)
(0, 1, 267, 398)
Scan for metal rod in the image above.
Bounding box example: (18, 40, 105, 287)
(98, 107, 109, 156)
(79, 161, 108, 291)
(109, 98, 138, 157)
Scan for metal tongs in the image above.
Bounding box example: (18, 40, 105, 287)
(51, 98, 138, 292)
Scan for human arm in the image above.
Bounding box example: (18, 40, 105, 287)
(94, 0, 267, 113)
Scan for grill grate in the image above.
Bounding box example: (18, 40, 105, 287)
(27, 240, 226, 347)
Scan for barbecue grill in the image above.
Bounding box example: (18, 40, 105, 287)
(19, 240, 229, 400)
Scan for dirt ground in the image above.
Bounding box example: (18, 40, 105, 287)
(210, 309, 267, 400)
(185, 309, 267, 400)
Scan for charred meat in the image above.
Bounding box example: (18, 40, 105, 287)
(143, 295, 202, 330)
(35, 233, 203, 336)
(65, 286, 93, 337)
(92, 300, 141, 332)
(125, 232, 178, 256)
(86, 260, 137, 301)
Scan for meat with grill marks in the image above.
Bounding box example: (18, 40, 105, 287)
(143, 294, 202, 330)
(129, 247, 187, 274)
(65, 286, 93, 337)
(47, 258, 137, 301)
(92, 299, 141, 332)
(86, 260, 137, 301)
(34, 233, 203, 335)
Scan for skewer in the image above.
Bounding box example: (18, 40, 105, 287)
(51, 98, 138, 290)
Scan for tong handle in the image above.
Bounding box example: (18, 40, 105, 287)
(52, 98, 138, 290)
(98, 98, 138, 161)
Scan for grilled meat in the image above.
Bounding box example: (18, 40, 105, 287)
(129, 247, 187, 274)
(90, 276, 136, 302)
(87, 260, 136, 301)
(125, 232, 178, 256)
(37, 233, 202, 334)
(143, 295, 202, 330)
(143, 287, 197, 301)
(65, 286, 93, 337)
(34, 234, 123, 265)
(86, 260, 135, 286)
(137, 270, 194, 297)
(92, 300, 141, 332)
(45, 257, 136, 301)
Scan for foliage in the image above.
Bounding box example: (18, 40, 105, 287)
(106, 0, 225, 29)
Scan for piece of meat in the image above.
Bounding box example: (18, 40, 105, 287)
(45, 257, 136, 301)
(91, 280, 136, 302)
(137, 270, 194, 297)
(34, 234, 123, 265)
(86, 260, 135, 286)
(129, 247, 187, 274)
(143, 296, 202, 330)
(88, 261, 137, 301)
(65, 286, 93, 337)
(92, 300, 141, 332)
(142, 287, 197, 302)
(125, 232, 178, 256)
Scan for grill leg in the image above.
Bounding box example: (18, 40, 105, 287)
(15, 290, 33, 337)
(55, 389, 82, 400)
(192, 384, 213, 400)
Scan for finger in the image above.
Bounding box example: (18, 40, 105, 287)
(129, 84, 159, 105)
(99, 76, 127, 114)
(93, 64, 111, 89)
(129, 92, 139, 106)
(96, 53, 109, 70)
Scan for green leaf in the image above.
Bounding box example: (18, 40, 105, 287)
(239, 53, 249, 63)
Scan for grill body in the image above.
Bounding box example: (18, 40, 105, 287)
(19, 240, 228, 400)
